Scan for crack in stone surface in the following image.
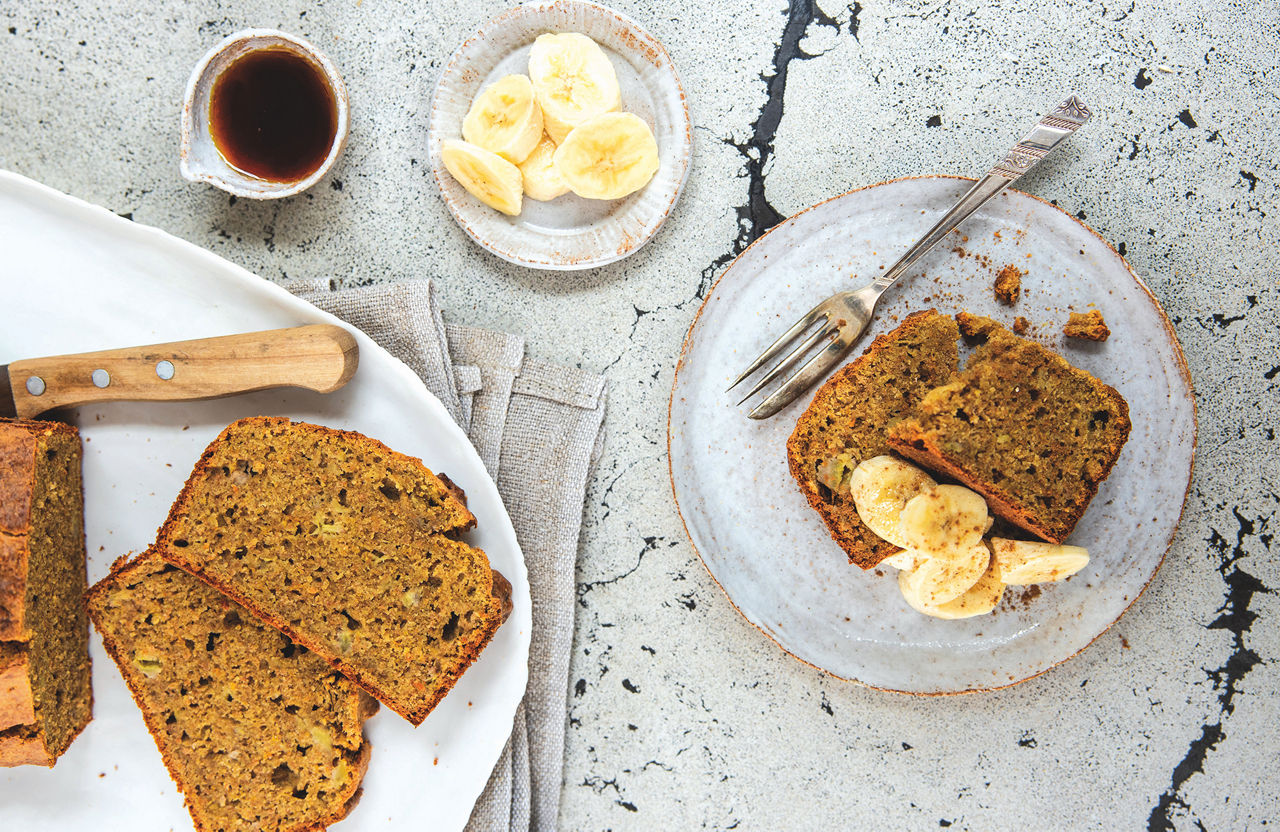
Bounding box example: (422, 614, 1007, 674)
(1147, 506, 1274, 830)
(697, 0, 845, 299)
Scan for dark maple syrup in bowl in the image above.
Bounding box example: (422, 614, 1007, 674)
(209, 48, 338, 183)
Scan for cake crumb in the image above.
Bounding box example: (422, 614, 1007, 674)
(994, 265, 1023, 305)
(1013, 316, 1031, 335)
(1063, 310, 1110, 341)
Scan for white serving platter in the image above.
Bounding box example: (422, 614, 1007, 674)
(0, 170, 531, 831)
(669, 176, 1196, 693)
(428, 0, 692, 270)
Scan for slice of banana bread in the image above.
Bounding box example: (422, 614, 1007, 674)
(787, 311, 960, 568)
(155, 417, 511, 725)
(0, 418, 91, 767)
(87, 549, 376, 832)
(887, 314, 1130, 543)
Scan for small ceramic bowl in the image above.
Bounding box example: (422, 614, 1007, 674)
(180, 29, 349, 199)
(429, 0, 693, 270)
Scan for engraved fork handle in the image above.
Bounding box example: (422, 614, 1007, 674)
(871, 96, 1093, 291)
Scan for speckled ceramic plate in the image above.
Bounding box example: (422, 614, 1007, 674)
(669, 176, 1196, 693)
(0, 171, 530, 831)
(428, 0, 691, 270)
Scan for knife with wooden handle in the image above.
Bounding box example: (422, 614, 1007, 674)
(0, 324, 358, 419)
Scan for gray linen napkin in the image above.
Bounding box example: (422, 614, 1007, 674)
(287, 278, 606, 832)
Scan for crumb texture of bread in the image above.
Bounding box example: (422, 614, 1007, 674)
(0, 419, 91, 767)
(1063, 310, 1111, 341)
(1013, 316, 1031, 335)
(155, 417, 506, 725)
(994, 265, 1023, 305)
(887, 318, 1131, 543)
(86, 549, 374, 832)
(787, 312, 960, 568)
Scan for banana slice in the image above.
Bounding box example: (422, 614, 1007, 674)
(528, 33, 621, 143)
(553, 112, 659, 200)
(882, 550, 925, 571)
(462, 74, 544, 164)
(898, 541, 989, 607)
(847, 455, 936, 549)
(990, 538, 1090, 585)
(440, 139, 523, 216)
(518, 133, 570, 201)
(898, 484, 989, 557)
(902, 555, 1005, 620)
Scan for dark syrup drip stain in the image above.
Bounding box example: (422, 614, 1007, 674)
(210, 49, 337, 183)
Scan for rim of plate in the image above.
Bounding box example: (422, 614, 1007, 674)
(428, 0, 692, 270)
(667, 174, 1198, 694)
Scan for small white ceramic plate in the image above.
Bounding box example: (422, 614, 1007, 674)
(669, 176, 1196, 693)
(428, 0, 692, 270)
(0, 171, 530, 831)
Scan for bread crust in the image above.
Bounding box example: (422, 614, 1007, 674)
(787, 311, 958, 569)
(0, 649, 36, 729)
(85, 552, 373, 832)
(155, 417, 502, 726)
(0, 729, 55, 766)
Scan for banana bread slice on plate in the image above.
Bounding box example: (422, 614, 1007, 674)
(0, 418, 92, 767)
(887, 313, 1131, 543)
(88, 548, 376, 832)
(787, 311, 960, 569)
(155, 417, 511, 726)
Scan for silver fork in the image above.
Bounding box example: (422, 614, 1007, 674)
(729, 96, 1093, 419)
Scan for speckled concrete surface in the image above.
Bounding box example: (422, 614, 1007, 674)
(2, 1, 1277, 829)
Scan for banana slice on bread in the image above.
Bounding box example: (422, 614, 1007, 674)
(848, 456, 937, 550)
(848, 454, 1089, 620)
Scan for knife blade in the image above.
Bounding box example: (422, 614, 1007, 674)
(0, 364, 14, 418)
(1, 325, 358, 420)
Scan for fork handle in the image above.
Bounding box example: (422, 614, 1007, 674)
(872, 96, 1093, 290)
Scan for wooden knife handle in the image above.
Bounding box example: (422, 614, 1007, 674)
(9, 324, 359, 419)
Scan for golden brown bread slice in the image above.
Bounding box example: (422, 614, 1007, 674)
(87, 548, 376, 832)
(0, 418, 92, 767)
(887, 314, 1131, 543)
(787, 311, 960, 568)
(155, 417, 510, 725)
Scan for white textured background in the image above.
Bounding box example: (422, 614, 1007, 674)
(2, 0, 1277, 829)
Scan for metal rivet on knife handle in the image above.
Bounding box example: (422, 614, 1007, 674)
(156, 360, 175, 380)
(25, 376, 46, 396)
(91, 369, 110, 388)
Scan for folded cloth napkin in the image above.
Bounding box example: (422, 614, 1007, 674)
(287, 278, 606, 832)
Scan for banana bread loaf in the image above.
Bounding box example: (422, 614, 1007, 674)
(87, 548, 375, 832)
(155, 417, 511, 725)
(0, 418, 92, 766)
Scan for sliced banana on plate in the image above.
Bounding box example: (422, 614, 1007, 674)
(518, 133, 571, 201)
(553, 112, 659, 200)
(990, 537, 1090, 585)
(897, 541, 990, 607)
(528, 32, 621, 143)
(902, 555, 1005, 620)
(462, 74, 544, 164)
(440, 139, 524, 216)
(898, 484, 989, 557)
(847, 455, 936, 549)
(881, 549, 925, 571)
